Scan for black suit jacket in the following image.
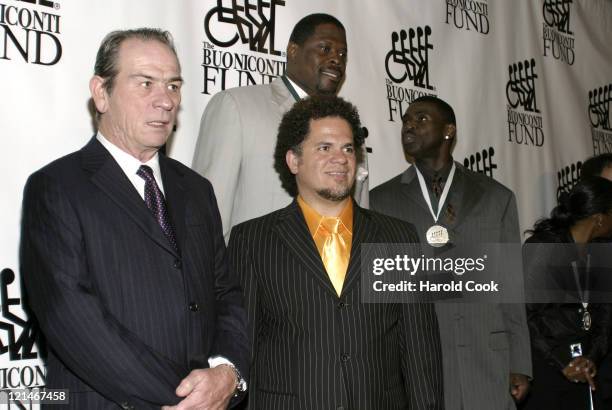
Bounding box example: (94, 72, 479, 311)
(20, 138, 249, 409)
(228, 201, 444, 410)
(524, 230, 612, 370)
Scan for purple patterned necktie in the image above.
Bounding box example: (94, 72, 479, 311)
(137, 165, 179, 252)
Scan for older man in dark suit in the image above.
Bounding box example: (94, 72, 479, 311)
(20, 28, 248, 409)
(370, 96, 532, 410)
(228, 96, 443, 410)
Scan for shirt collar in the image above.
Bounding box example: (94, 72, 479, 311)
(286, 76, 309, 99)
(415, 159, 453, 183)
(297, 196, 353, 238)
(96, 132, 161, 178)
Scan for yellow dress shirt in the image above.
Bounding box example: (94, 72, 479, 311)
(298, 196, 353, 296)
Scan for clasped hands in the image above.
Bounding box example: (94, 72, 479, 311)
(562, 356, 597, 390)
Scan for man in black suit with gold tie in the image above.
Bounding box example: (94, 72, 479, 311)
(228, 96, 444, 409)
(20, 28, 248, 409)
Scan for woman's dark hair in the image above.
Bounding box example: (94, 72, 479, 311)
(580, 153, 612, 179)
(529, 177, 612, 235)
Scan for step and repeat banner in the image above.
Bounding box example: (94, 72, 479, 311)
(1, 0, 611, 406)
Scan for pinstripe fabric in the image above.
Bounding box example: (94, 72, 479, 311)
(20, 138, 249, 409)
(228, 200, 444, 410)
(371, 163, 533, 410)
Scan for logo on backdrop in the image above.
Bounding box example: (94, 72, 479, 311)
(445, 0, 489, 35)
(0, 268, 46, 391)
(542, 0, 575, 65)
(556, 161, 582, 200)
(0, 0, 62, 65)
(202, 0, 286, 94)
(463, 147, 497, 178)
(505, 59, 545, 147)
(384, 26, 436, 122)
(589, 83, 612, 154)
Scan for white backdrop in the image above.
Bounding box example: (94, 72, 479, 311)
(1, 0, 611, 405)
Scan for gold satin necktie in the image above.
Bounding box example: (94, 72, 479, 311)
(319, 217, 349, 296)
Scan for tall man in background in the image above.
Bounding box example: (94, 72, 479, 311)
(371, 96, 532, 410)
(20, 28, 248, 409)
(192, 13, 369, 241)
(229, 96, 443, 409)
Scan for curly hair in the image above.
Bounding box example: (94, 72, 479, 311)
(274, 96, 364, 197)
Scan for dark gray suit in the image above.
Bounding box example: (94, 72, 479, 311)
(20, 138, 249, 409)
(371, 162, 532, 410)
(228, 201, 444, 410)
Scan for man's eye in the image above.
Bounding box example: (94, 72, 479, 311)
(168, 83, 181, 92)
(320, 45, 331, 53)
(344, 146, 354, 153)
(318, 145, 330, 151)
(141, 81, 152, 88)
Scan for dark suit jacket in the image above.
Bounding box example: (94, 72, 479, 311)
(20, 138, 249, 409)
(228, 200, 444, 410)
(371, 163, 532, 410)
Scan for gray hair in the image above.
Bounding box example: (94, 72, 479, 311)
(94, 28, 178, 94)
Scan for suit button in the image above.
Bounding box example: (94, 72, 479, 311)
(337, 301, 348, 309)
(189, 302, 199, 312)
(340, 353, 350, 362)
(173, 259, 182, 269)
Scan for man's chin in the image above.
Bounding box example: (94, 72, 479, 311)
(317, 188, 351, 202)
(316, 84, 341, 96)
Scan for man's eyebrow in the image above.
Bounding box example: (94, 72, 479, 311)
(130, 73, 184, 83)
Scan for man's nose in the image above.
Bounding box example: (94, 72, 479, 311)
(153, 86, 175, 111)
(330, 149, 349, 163)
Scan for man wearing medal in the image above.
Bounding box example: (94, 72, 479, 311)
(371, 96, 532, 410)
(192, 13, 369, 242)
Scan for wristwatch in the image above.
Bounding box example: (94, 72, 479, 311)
(223, 364, 247, 396)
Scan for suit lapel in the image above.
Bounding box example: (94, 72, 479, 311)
(273, 201, 338, 298)
(341, 204, 379, 296)
(160, 156, 187, 254)
(400, 165, 432, 216)
(271, 76, 298, 113)
(82, 138, 179, 257)
(438, 163, 483, 231)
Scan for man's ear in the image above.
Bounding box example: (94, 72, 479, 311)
(286, 42, 299, 61)
(444, 124, 457, 140)
(89, 75, 109, 114)
(286, 149, 300, 175)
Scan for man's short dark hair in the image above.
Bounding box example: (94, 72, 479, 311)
(581, 153, 612, 179)
(412, 95, 456, 126)
(94, 28, 178, 94)
(289, 13, 345, 46)
(274, 96, 364, 197)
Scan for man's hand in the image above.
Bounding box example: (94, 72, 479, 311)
(162, 366, 236, 410)
(509, 373, 529, 402)
(562, 357, 597, 390)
